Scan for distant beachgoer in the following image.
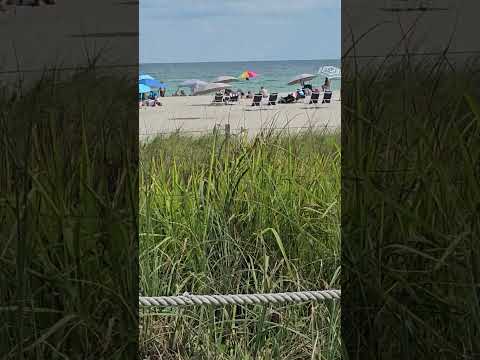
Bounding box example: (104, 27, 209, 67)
(304, 87, 312, 97)
(246, 91, 253, 99)
(280, 93, 296, 104)
(321, 77, 331, 91)
(260, 86, 269, 98)
(160, 88, 166, 97)
(180, 89, 186, 96)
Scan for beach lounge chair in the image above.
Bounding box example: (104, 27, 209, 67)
(251, 94, 262, 106)
(322, 91, 333, 104)
(309, 92, 320, 104)
(267, 93, 278, 105)
(227, 93, 239, 105)
(212, 93, 224, 105)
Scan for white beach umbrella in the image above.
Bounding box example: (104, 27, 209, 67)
(213, 75, 239, 83)
(179, 79, 208, 88)
(178, 79, 209, 94)
(287, 73, 318, 86)
(317, 65, 341, 79)
(192, 82, 232, 96)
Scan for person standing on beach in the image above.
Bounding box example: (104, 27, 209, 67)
(260, 86, 269, 98)
(321, 77, 331, 91)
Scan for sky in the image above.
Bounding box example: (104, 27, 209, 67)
(140, 0, 341, 63)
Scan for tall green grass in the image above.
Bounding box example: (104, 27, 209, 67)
(342, 54, 480, 358)
(139, 130, 341, 359)
(0, 69, 138, 358)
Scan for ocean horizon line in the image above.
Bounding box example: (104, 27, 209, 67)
(140, 58, 341, 66)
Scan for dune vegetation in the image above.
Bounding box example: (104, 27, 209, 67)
(139, 130, 341, 359)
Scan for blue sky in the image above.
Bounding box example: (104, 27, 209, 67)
(140, 0, 340, 63)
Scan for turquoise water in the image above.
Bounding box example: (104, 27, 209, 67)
(140, 59, 340, 96)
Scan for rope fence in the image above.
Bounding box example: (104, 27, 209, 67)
(139, 289, 340, 308)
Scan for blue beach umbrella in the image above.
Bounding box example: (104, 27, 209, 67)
(139, 74, 155, 80)
(139, 78, 167, 89)
(138, 83, 152, 93)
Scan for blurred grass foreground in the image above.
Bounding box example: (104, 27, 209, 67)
(342, 54, 480, 358)
(0, 68, 138, 358)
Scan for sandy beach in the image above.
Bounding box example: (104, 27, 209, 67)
(139, 91, 340, 141)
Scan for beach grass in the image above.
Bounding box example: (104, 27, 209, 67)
(139, 130, 341, 359)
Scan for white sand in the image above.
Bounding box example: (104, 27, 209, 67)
(139, 91, 340, 141)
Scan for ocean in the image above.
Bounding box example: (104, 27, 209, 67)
(139, 59, 341, 96)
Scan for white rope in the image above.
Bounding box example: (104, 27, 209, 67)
(139, 289, 340, 308)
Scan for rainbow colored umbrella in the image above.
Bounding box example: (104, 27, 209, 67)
(239, 70, 257, 80)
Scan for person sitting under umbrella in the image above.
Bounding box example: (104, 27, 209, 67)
(280, 92, 297, 104)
